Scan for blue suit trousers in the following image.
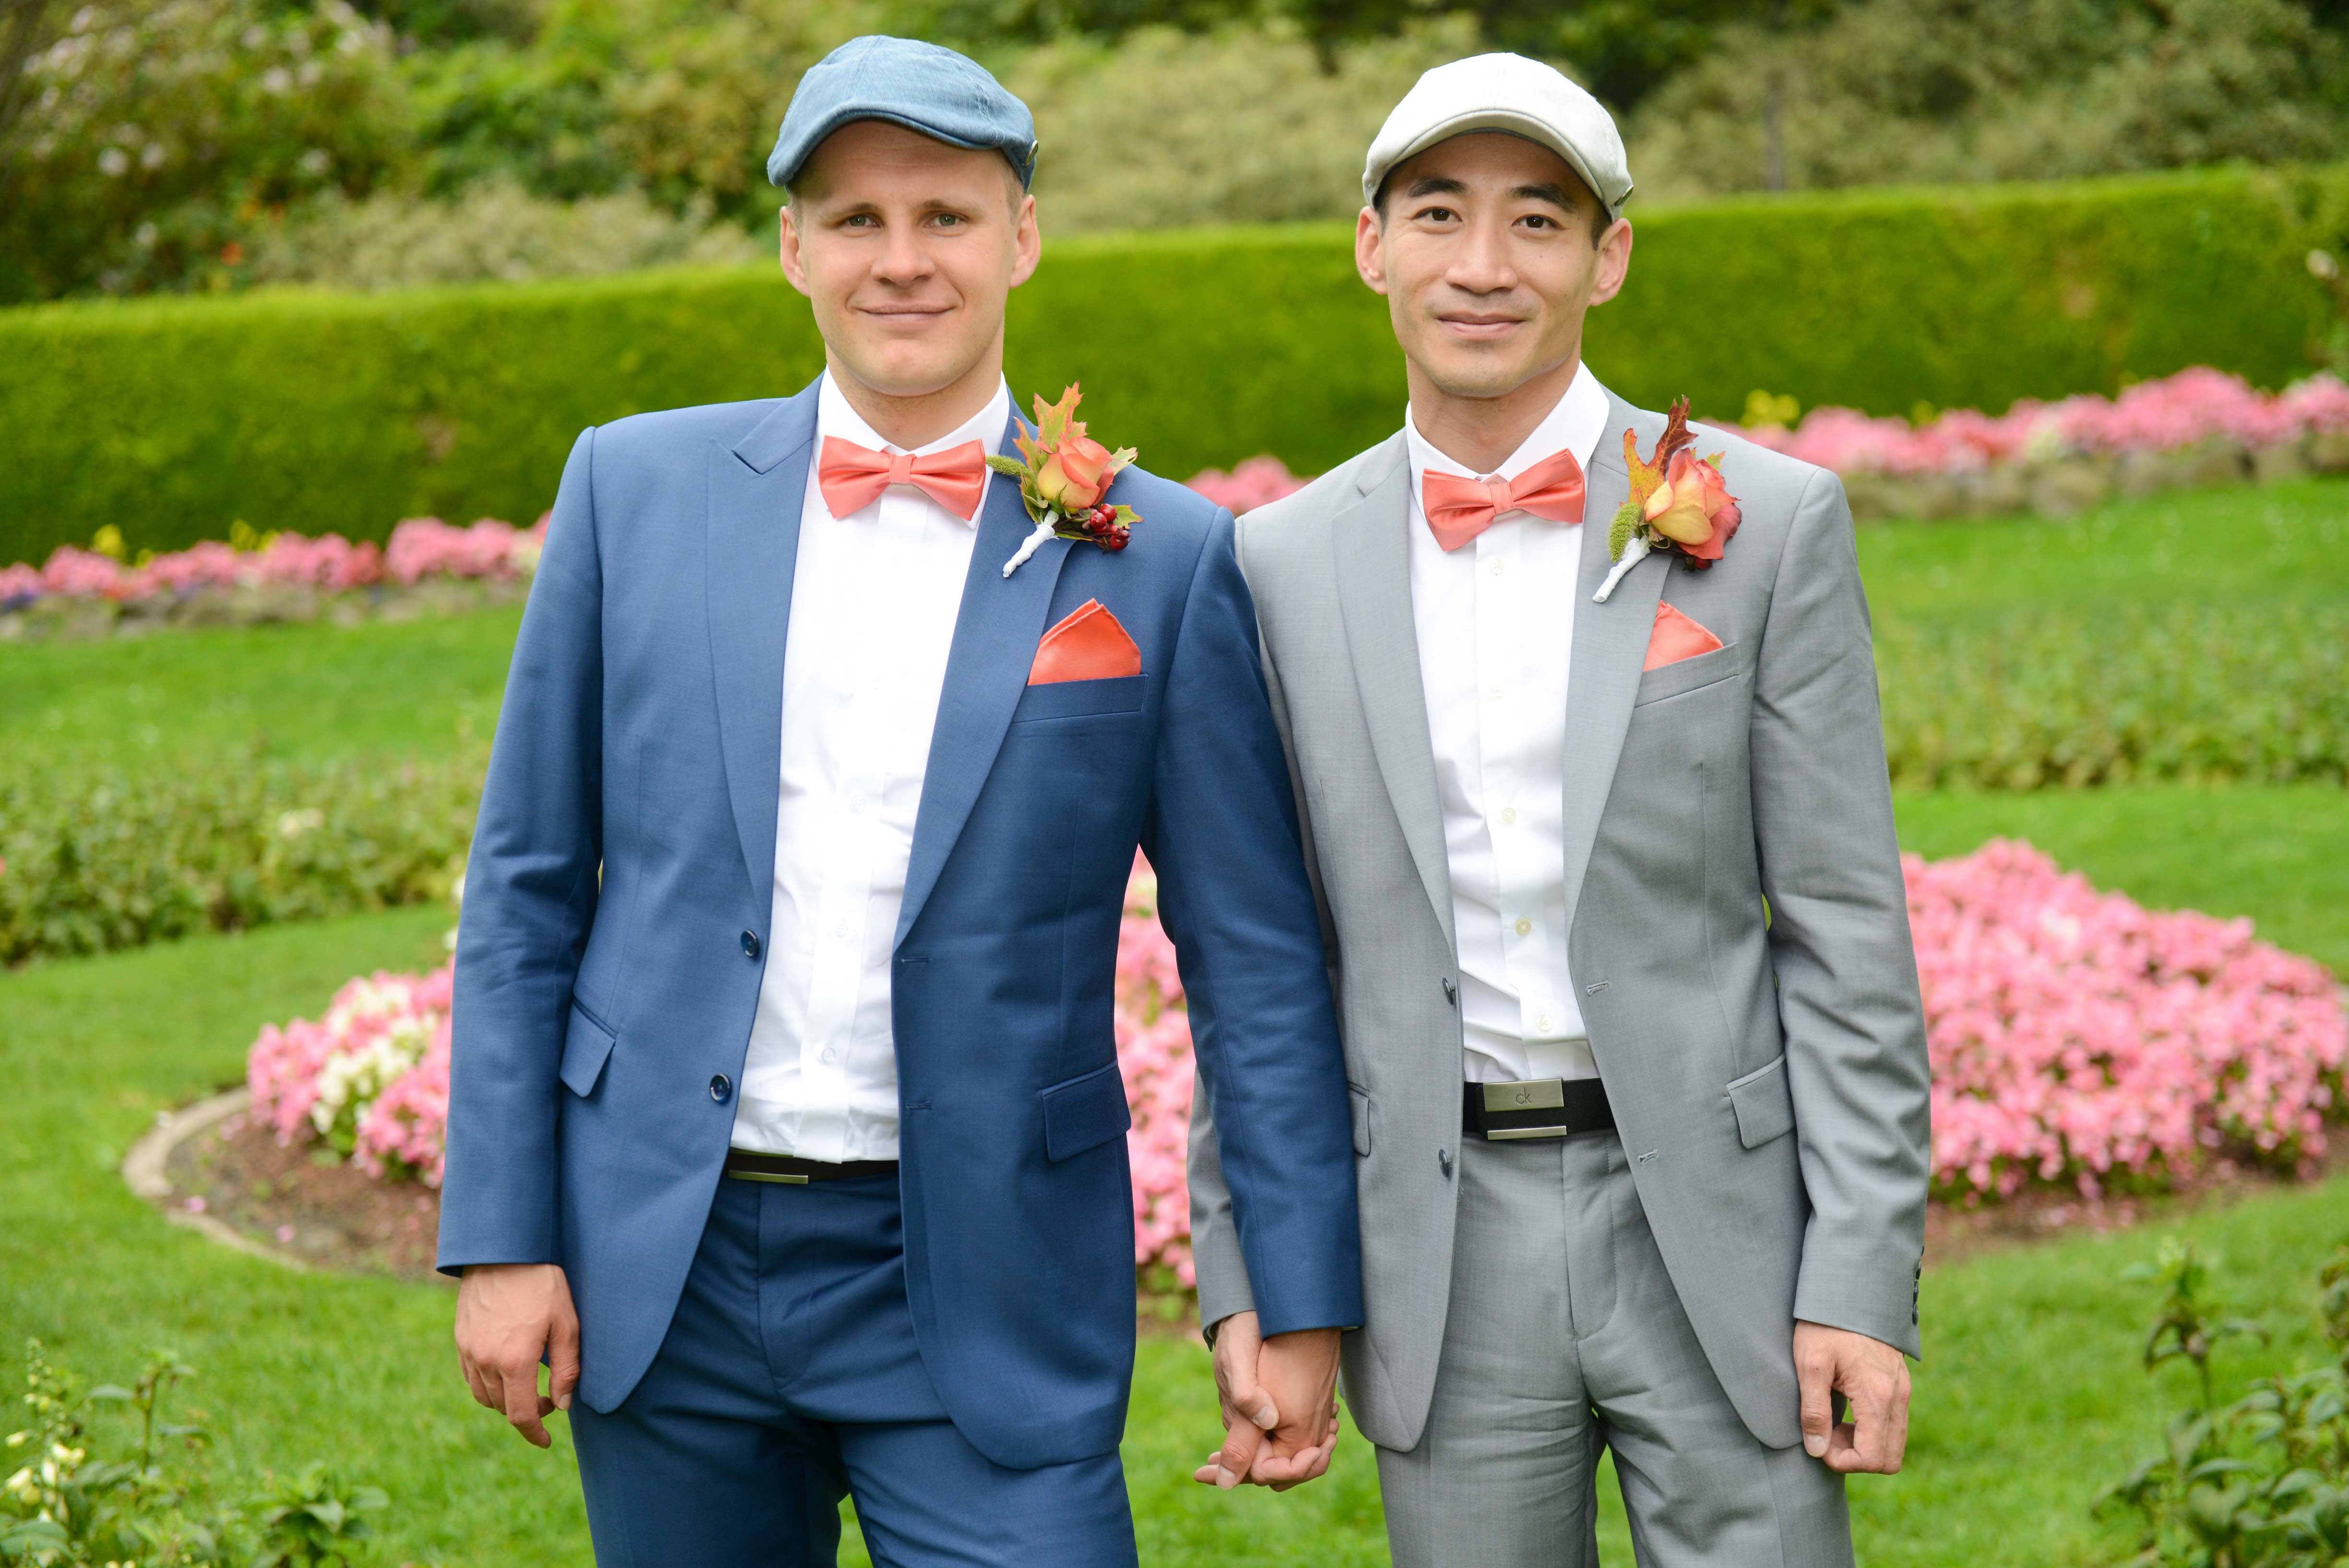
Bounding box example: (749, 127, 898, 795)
(569, 1175, 1137, 1568)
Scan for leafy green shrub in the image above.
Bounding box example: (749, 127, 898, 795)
(0, 748, 479, 966)
(1, 1340, 389, 1567)
(0, 0, 412, 305)
(245, 178, 764, 291)
(2, 164, 2339, 565)
(1877, 601, 2349, 790)
(2098, 1239, 2349, 1568)
(1633, 0, 2349, 202)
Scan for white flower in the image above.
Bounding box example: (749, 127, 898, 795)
(260, 65, 291, 94)
(276, 807, 325, 840)
(96, 145, 127, 176)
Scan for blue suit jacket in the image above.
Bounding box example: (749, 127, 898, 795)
(437, 379, 1363, 1468)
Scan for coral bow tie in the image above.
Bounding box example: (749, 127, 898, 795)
(1420, 448, 1587, 550)
(817, 436, 989, 521)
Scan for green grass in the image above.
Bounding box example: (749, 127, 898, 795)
(1854, 477, 2349, 618)
(1894, 784, 2349, 975)
(8, 908, 2349, 1566)
(0, 606, 521, 769)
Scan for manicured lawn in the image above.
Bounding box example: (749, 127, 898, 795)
(6, 909, 2348, 1567)
(1854, 476, 2349, 618)
(1894, 784, 2349, 975)
(0, 605, 522, 769)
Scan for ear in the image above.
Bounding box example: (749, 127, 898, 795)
(779, 203, 812, 298)
(1587, 217, 1633, 309)
(1008, 190, 1042, 290)
(1354, 206, 1388, 297)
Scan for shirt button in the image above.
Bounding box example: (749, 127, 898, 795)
(1488, 558, 1506, 576)
(820, 1046, 838, 1065)
(709, 1074, 732, 1103)
(847, 793, 866, 814)
(1537, 1014, 1553, 1032)
(1488, 685, 1504, 701)
(1500, 807, 1518, 825)
(1515, 917, 1532, 936)
(740, 930, 761, 960)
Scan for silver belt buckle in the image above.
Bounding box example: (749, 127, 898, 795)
(1483, 1078, 1572, 1140)
(730, 1170, 810, 1184)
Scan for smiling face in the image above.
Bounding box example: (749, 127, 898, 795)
(780, 119, 1040, 442)
(1358, 131, 1632, 462)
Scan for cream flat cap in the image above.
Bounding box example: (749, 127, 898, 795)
(1363, 53, 1632, 218)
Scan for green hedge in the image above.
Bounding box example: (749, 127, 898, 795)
(2, 166, 2341, 565)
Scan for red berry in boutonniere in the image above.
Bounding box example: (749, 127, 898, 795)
(1594, 396, 1744, 603)
(993, 383, 1147, 577)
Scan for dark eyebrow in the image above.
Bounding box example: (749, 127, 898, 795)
(1514, 182, 1578, 211)
(1403, 175, 1469, 200)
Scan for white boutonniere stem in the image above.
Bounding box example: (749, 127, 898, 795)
(1001, 518, 1058, 579)
(1592, 534, 1649, 603)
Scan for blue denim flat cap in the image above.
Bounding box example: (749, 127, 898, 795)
(767, 36, 1038, 191)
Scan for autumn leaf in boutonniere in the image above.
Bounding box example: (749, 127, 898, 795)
(1593, 397, 1743, 603)
(995, 384, 1145, 578)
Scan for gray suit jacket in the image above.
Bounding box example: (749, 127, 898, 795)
(1188, 390, 1931, 1452)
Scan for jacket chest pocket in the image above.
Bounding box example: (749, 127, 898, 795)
(1012, 676, 1145, 724)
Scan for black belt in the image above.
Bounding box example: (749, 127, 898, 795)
(724, 1150, 899, 1185)
(1463, 1078, 1615, 1141)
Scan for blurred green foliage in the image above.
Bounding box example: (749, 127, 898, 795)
(7, 0, 2349, 300)
(0, 165, 2338, 563)
(0, 748, 479, 965)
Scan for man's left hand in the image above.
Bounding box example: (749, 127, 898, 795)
(1193, 1312, 1342, 1491)
(1794, 1320, 1910, 1474)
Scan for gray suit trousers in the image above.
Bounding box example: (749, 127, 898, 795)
(1377, 1133, 1854, 1568)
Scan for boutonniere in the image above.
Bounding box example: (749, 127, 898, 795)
(1593, 397, 1743, 603)
(995, 384, 1144, 578)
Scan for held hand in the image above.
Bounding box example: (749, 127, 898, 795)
(1794, 1320, 1911, 1474)
(1192, 1313, 1342, 1492)
(455, 1262, 581, 1449)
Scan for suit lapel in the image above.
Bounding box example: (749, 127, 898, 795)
(894, 416, 1073, 946)
(707, 383, 820, 901)
(1559, 393, 1670, 944)
(1329, 436, 1455, 948)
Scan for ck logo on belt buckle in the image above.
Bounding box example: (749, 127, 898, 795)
(1482, 1078, 1573, 1140)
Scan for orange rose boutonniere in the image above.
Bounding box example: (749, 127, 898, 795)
(1593, 397, 1743, 603)
(995, 384, 1144, 578)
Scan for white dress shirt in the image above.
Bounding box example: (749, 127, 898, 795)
(1404, 363, 1611, 1085)
(730, 372, 1010, 1160)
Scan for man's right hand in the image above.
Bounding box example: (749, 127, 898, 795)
(454, 1262, 581, 1449)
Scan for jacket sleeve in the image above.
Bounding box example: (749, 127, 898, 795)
(1752, 468, 1932, 1357)
(1143, 507, 1363, 1339)
(435, 427, 605, 1275)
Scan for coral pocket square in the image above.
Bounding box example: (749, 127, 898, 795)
(1029, 600, 1142, 685)
(1644, 602, 1724, 672)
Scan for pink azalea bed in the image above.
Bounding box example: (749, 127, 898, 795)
(247, 843, 2345, 1279)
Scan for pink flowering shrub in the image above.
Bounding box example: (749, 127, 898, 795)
(1175, 368, 2349, 506)
(1117, 854, 1197, 1283)
(0, 515, 548, 609)
(243, 843, 2348, 1271)
(247, 964, 454, 1185)
(1186, 455, 1312, 516)
(1745, 368, 2348, 476)
(1914, 841, 2347, 1201)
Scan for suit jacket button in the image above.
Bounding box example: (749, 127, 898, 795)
(740, 930, 761, 960)
(710, 1074, 732, 1103)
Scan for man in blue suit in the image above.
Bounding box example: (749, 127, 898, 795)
(436, 36, 1363, 1568)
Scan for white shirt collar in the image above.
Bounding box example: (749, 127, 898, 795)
(1404, 361, 1612, 486)
(815, 371, 1013, 528)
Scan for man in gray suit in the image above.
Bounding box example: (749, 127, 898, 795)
(1187, 52, 1931, 1565)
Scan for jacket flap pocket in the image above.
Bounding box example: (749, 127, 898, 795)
(1726, 1053, 1794, 1149)
(1633, 642, 1743, 707)
(1042, 1060, 1132, 1162)
(560, 1003, 617, 1098)
(1013, 675, 1145, 724)
(1349, 1085, 1372, 1158)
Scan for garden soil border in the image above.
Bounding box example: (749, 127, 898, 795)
(122, 1087, 312, 1274)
